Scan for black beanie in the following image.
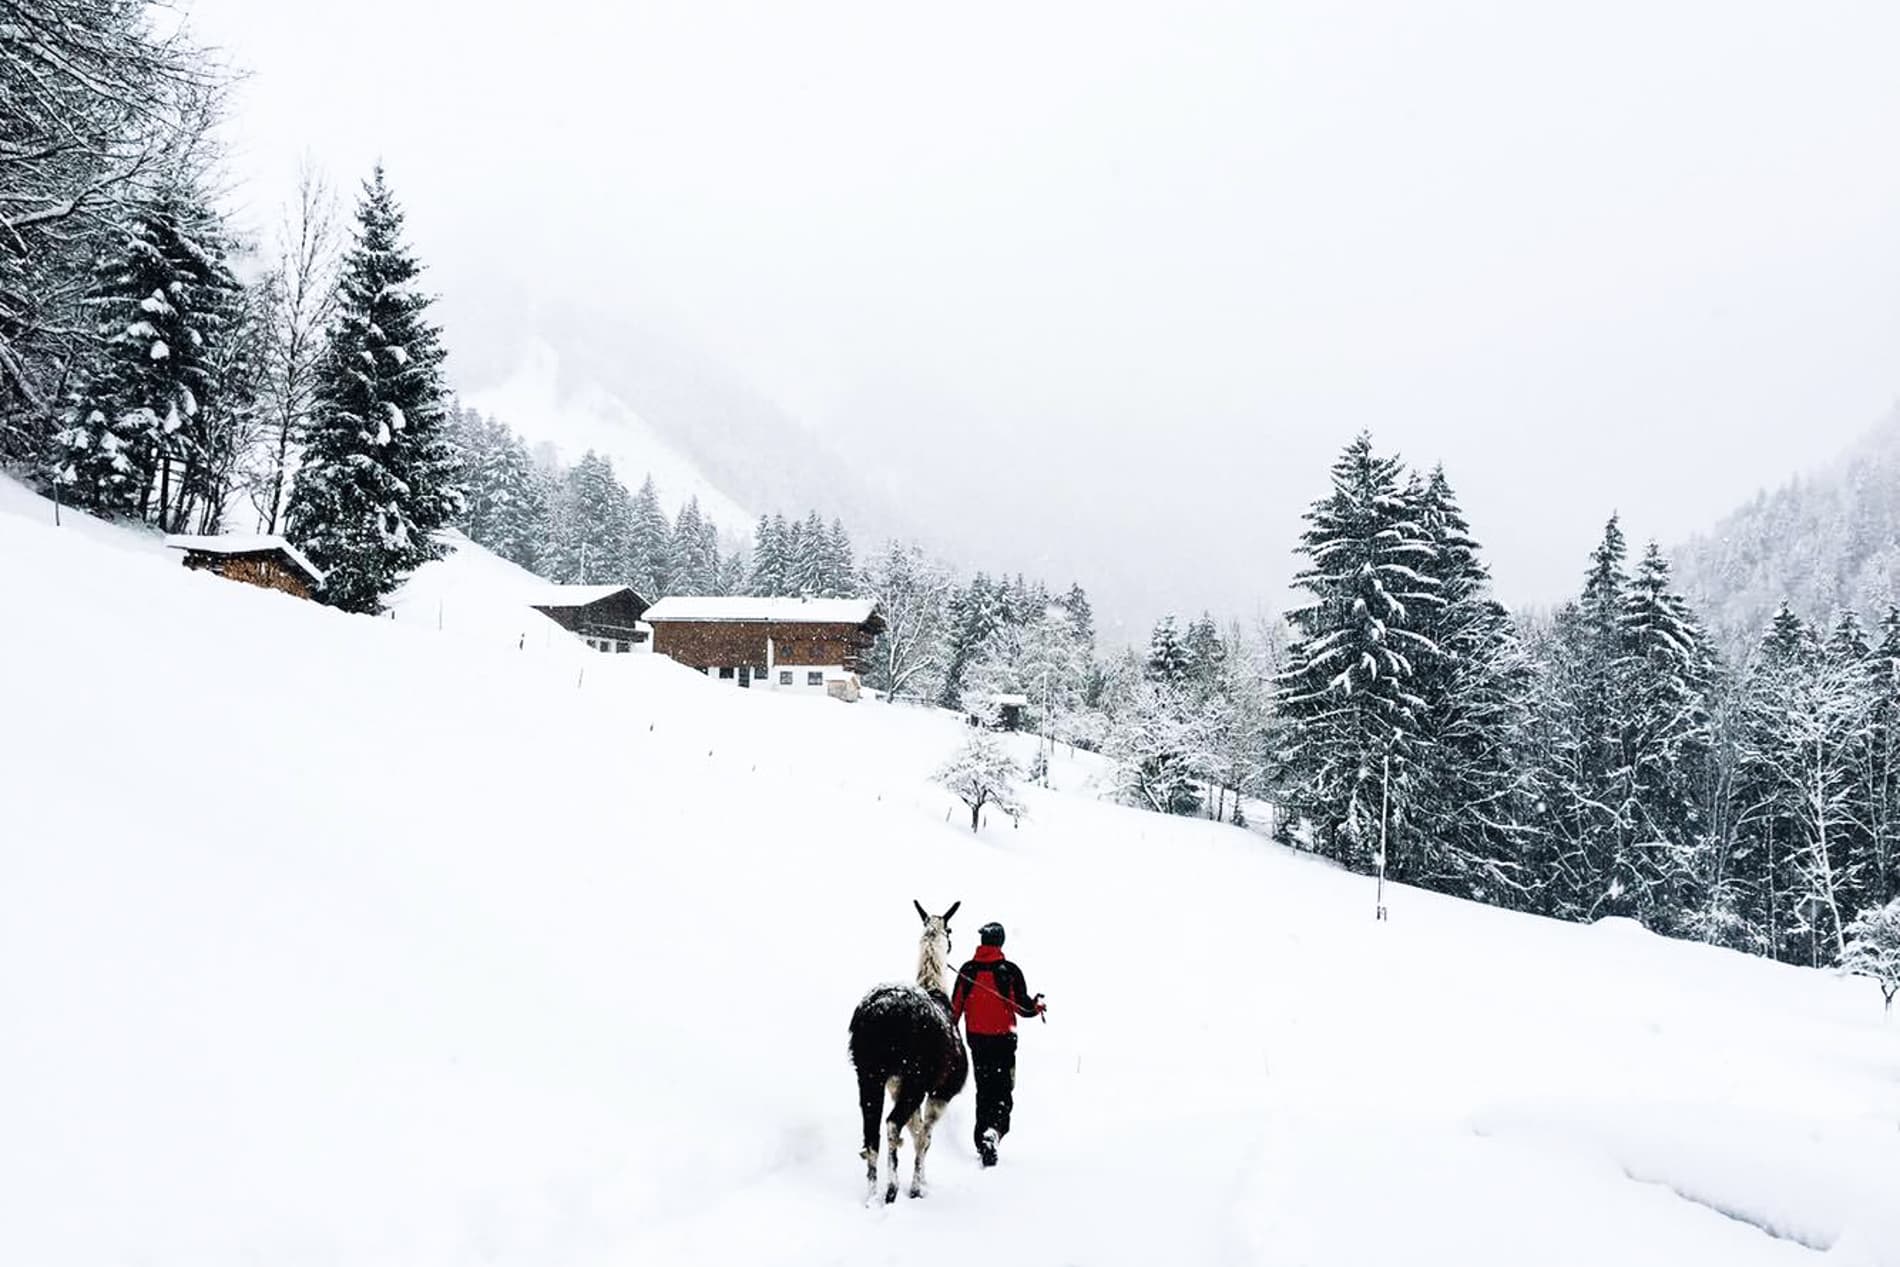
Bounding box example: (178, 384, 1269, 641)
(979, 922, 1006, 947)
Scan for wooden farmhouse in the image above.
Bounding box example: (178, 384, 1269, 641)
(643, 596, 884, 700)
(165, 534, 325, 600)
(528, 584, 651, 653)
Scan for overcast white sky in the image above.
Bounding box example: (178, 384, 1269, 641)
(190, 0, 1900, 636)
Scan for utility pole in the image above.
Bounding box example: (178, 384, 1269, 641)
(1041, 669, 1053, 787)
(1375, 749, 1391, 922)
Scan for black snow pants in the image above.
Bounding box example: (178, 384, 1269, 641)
(968, 1032, 1019, 1144)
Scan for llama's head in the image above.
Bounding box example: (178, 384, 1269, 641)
(913, 899, 960, 989)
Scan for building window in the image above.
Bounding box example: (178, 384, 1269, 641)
(719, 666, 736, 680)
(780, 671, 793, 686)
(807, 671, 824, 687)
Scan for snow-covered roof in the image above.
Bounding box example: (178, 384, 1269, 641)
(984, 693, 1031, 707)
(165, 534, 325, 584)
(643, 596, 880, 625)
(526, 583, 644, 609)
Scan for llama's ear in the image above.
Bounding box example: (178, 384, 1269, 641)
(942, 901, 961, 923)
(914, 899, 930, 924)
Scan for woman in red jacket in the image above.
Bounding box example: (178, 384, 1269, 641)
(949, 921, 1046, 1167)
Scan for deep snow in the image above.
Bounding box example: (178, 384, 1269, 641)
(2, 475, 1897, 1266)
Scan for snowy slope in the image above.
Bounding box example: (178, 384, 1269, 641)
(463, 341, 755, 539)
(2, 474, 1897, 1267)
(385, 528, 595, 659)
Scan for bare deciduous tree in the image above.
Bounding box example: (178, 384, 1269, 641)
(247, 160, 339, 533)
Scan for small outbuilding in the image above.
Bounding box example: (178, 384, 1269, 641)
(973, 693, 1030, 731)
(643, 596, 884, 697)
(165, 534, 325, 600)
(527, 584, 651, 653)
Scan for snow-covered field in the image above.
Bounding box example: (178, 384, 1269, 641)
(2, 475, 1896, 1267)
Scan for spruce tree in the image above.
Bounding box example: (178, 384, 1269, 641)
(667, 496, 719, 595)
(748, 513, 787, 595)
(541, 451, 630, 583)
(1147, 615, 1194, 687)
(1408, 466, 1533, 905)
(1060, 583, 1096, 646)
(457, 413, 545, 570)
(787, 510, 828, 596)
(54, 180, 244, 527)
(285, 168, 459, 612)
(1274, 433, 1441, 873)
(1182, 613, 1227, 698)
(939, 573, 1006, 708)
(1616, 541, 1716, 931)
(626, 475, 672, 597)
(825, 516, 857, 597)
(1569, 515, 1638, 918)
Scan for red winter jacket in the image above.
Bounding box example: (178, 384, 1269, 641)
(951, 945, 1040, 1037)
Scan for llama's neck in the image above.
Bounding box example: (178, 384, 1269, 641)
(916, 929, 948, 993)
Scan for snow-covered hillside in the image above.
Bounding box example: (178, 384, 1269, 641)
(464, 341, 756, 539)
(2, 475, 1896, 1267)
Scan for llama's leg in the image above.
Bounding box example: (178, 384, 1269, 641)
(856, 1071, 885, 1194)
(885, 1080, 928, 1205)
(908, 1096, 948, 1198)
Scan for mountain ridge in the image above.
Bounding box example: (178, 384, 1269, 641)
(1672, 404, 1900, 652)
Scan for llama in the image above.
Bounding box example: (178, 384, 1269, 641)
(847, 899, 971, 1203)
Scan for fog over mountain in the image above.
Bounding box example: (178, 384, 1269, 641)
(1674, 408, 1900, 656)
(192, 1, 1900, 639)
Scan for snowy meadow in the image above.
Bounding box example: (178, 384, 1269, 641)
(2, 478, 1897, 1266)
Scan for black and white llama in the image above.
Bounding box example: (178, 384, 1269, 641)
(847, 900, 971, 1203)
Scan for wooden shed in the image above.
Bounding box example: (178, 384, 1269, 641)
(164, 534, 325, 600)
(643, 596, 884, 696)
(528, 584, 651, 653)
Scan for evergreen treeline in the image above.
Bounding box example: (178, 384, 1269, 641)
(1268, 431, 1900, 969)
(448, 408, 860, 600)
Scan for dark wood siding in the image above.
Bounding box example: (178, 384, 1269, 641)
(650, 618, 879, 672)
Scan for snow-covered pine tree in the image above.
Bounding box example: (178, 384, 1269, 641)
(284, 168, 460, 613)
(785, 509, 828, 597)
(1560, 515, 1641, 918)
(1615, 541, 1717, 932)
(824, 516, 857, 598)
(626, 475, 672, 598)
(938, 573, 1007, 709)
(1406, 466, 1535, 907)
(54, 178, 244, 528)
(666, 496, 720, 595)
(541, 451, 631, 583)
(1059, 583, 1096, 647)
(716, 550, 748, 597)
(1146, 615, 1193, 688)
(747, 513, 788, 595)
(1182, 613, 1226, 699)
(1273, 433, 1441, 874)
(457, 413, 544, 571)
